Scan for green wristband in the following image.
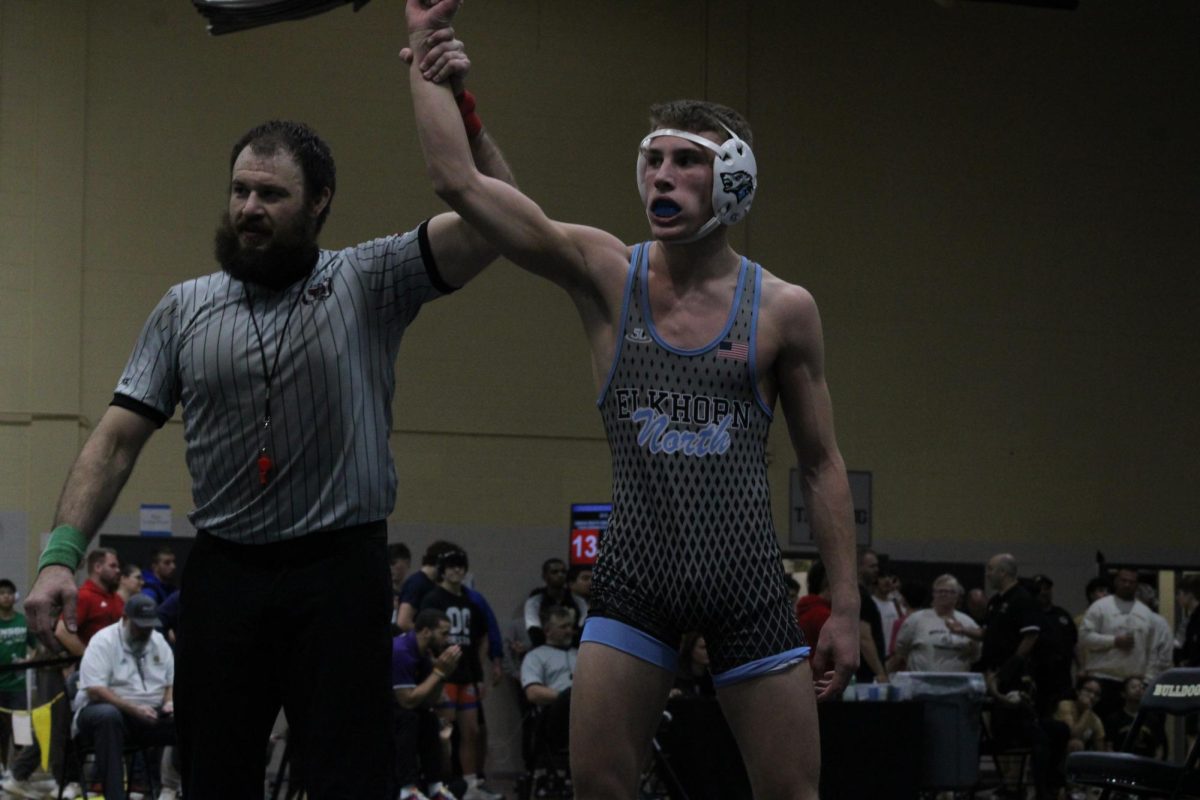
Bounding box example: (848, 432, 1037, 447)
(37, 524, 87, 573)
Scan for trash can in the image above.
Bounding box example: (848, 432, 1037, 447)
(892, 672, 986, 791)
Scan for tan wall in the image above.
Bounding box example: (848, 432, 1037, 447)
(1, 1, 1197, 589)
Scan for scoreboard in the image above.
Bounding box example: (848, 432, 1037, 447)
(569, 502, 610, 565)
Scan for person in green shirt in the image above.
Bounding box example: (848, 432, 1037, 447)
(0, 578, 36, 770)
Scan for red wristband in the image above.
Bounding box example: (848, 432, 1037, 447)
(455, 89, 483, 139)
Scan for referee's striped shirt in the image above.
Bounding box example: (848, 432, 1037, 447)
(113, 222, 453, 545)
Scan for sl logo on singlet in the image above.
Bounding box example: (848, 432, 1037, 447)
(625, 327, 651, 344)
(613, 387, 751, 457)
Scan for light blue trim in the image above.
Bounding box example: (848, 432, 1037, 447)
(711, 645, 811, 689)
(639, 250, 748, 357)
(581, 617, 678, 673)
(597, 244, 643, 407)
(747, 263, 773, 419)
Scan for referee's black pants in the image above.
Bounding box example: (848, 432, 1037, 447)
(175, 523, 393, 799)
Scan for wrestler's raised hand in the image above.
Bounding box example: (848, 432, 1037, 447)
(400, 27, 470, 87)
(406, 0, 462, 34)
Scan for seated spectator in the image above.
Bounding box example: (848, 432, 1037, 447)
(890, 574, 981, 673)
(795, 560, 832, 651)
(670, 632, 714, 698)
(140, 546, 176, 605)
(393, 608, 462, 800)
(1103, 676, 1166, 758)
(1054, 677, 1107, 754)
(520, 606, 578, 757)
(524, 559, 588, 647)
(73, 595, 179, 800)
(567, 565, 593, 609)
(117, 562, 144, 603)
(7, 550, 122, 797)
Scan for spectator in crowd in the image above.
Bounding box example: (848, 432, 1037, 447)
(419, 548, 499, 800)
(520, 606, 578, 753)
(857, 549, 888, 684)
(7, 550, 123, 796)
(390, 542, 413, 632)
(566, 565, 593, 606)
(0, 579, 35, 771)
(56, 548, 124, 657)
(978, 553, 1063, 800)
(139, 547, 176, 605)
(1104, 676, 1166, 758)
(157, 590, 181, 648)
(390, 542, 413, 591)
(669, 631, 715, 698)
(393, 543, 503, 757)
(1075, 575, 1111, 673)
(1075, 576, 1111, 630)
(1080, 568, 1171, 720)
(965, 587, 989, 627)
(1137, 581, 1160, 612)
(1177, 574, 1200, 667)
(117, 562, 144, 603)
(1149, 603, 1175, 677)
(870, 569, 901, 658)
(1030, 573, 1079, 717)
(979, 555, 1040, 676)
(783, 576, 801, 608)
(1054, 677, 1107, 755)
(524, 559, 588, 647)
(397, 540, 462, 632)
(503, 604, 532, 681)
(393, 608, 462, 800)
(890, 574, 980, 673)
(73, 595, 179, 800)
(795, 560, 833, 652)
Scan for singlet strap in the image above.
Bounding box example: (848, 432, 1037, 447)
(596, 244, 646, 407)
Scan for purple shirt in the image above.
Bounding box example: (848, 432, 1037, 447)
(392, 631, 431, 689)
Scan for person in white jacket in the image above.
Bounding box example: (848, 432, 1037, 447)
(1079, 568, 1171, 720)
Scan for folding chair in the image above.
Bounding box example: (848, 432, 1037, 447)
(971, 704, 1032, 797)
(1066, 667, 1200, 799)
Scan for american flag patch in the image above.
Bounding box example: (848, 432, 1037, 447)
(717, 340, 749, 361)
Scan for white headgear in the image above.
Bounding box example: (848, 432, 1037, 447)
(636, 122, 758, 242)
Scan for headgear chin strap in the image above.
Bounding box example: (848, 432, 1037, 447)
(636, 123, 758, 243)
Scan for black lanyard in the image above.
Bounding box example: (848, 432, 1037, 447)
(246, 285, 306, 486)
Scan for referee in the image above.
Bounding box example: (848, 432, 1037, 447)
(24, 51, 513, 800)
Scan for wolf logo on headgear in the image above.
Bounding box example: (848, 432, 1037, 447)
(721, 171, 755, 204)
